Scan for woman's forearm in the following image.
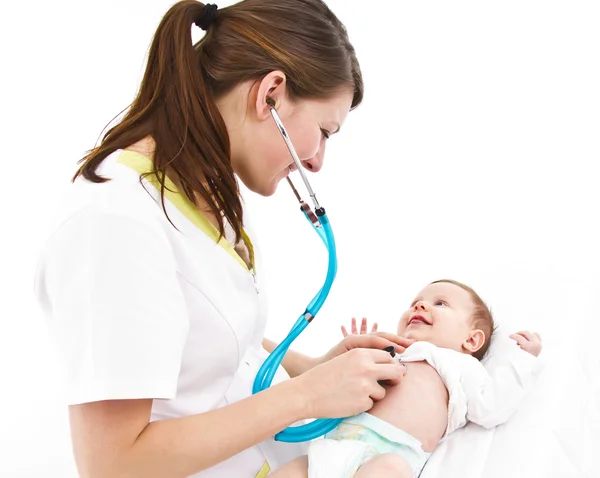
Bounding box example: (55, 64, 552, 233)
(82, 379, 307, 478)
(262, 338, 319, 378)
(131, 379, 306, 477)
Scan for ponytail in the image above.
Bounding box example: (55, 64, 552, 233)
(73, 1, 243, 242)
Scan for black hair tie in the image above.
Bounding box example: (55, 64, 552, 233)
(196, 3, 218, 31)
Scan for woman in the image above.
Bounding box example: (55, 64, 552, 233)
(34, 1, 412, 476)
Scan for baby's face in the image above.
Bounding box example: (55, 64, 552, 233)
(397, 282, 477, 354)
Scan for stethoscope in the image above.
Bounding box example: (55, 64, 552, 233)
(252, 98, 344, 442)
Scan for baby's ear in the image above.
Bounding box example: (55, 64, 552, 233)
(463, 329, 486, 354)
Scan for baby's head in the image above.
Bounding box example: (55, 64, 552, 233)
(397, 279, 495, 360)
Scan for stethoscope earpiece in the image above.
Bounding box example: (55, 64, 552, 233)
(267, 100, 321, 211)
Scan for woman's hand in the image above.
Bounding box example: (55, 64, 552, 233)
(510, 331, 542, 357)
(293, 348, 407, 419)
(315, 318, 413, 369)
(338, 316, 413, 358)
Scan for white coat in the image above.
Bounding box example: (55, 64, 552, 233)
(34, 150, 307, 477)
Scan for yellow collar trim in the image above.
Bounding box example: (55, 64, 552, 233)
(117, 149, 254, 272)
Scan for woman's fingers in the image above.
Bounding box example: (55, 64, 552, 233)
(353, 350, 405, 387)
(369, 384, 387, 402)
(370, 332, 414, 350)
(360, 348, 397, 364)
(345, 333, 414, 353)
(374, 363, 407, 386)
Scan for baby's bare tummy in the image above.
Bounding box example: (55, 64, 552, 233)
(368, 361, 448, 452)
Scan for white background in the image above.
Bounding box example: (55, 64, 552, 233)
(1, 1, 599, 476)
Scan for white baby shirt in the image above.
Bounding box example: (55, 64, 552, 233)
(397, 341, 542, 436)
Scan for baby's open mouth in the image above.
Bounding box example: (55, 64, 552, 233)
(408, 314, 431, 326)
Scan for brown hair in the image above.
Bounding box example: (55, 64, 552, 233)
(72, 0, 363, 242)
(431, 279, 496, 360)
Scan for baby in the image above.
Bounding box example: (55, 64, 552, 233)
(271, 279, 542, 478)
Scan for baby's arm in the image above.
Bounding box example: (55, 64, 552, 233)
(460, 342, 543, 429)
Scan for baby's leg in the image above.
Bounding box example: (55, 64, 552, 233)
(268, 456, 308, 478)
(355, 453, 413, 478)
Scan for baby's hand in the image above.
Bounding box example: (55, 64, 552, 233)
(341, 317, 378, 337)
(510, 331, 542, 357)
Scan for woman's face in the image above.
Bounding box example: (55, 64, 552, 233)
(234, 87, 354, 196)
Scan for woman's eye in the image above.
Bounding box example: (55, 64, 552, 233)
(320, 128, 331, 140)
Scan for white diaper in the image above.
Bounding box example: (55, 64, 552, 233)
(307, 413, 431, 478)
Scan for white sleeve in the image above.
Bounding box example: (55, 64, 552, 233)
(461, 346, 543, 429)
(34, 207, 189, 405)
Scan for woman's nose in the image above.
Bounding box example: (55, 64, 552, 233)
(301, 155, 323, 173)
(301, 143, 326, 173)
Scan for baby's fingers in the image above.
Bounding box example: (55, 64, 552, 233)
(515, 330, 536, 342)
(359, 317, 377, 335)
(510, 333, 528, 348)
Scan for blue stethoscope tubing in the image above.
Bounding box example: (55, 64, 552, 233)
(252, 207, 344, 442)
(252, 102, 344, 441)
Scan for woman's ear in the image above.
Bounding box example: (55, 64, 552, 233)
(253, 70, 287, 121)
(463, 329, 486, 354)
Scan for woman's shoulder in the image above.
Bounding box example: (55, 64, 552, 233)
(42, 149, 166, 247)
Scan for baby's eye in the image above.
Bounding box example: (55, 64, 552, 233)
(320, 128, 331, 140)
(434, 300, 447, 307)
